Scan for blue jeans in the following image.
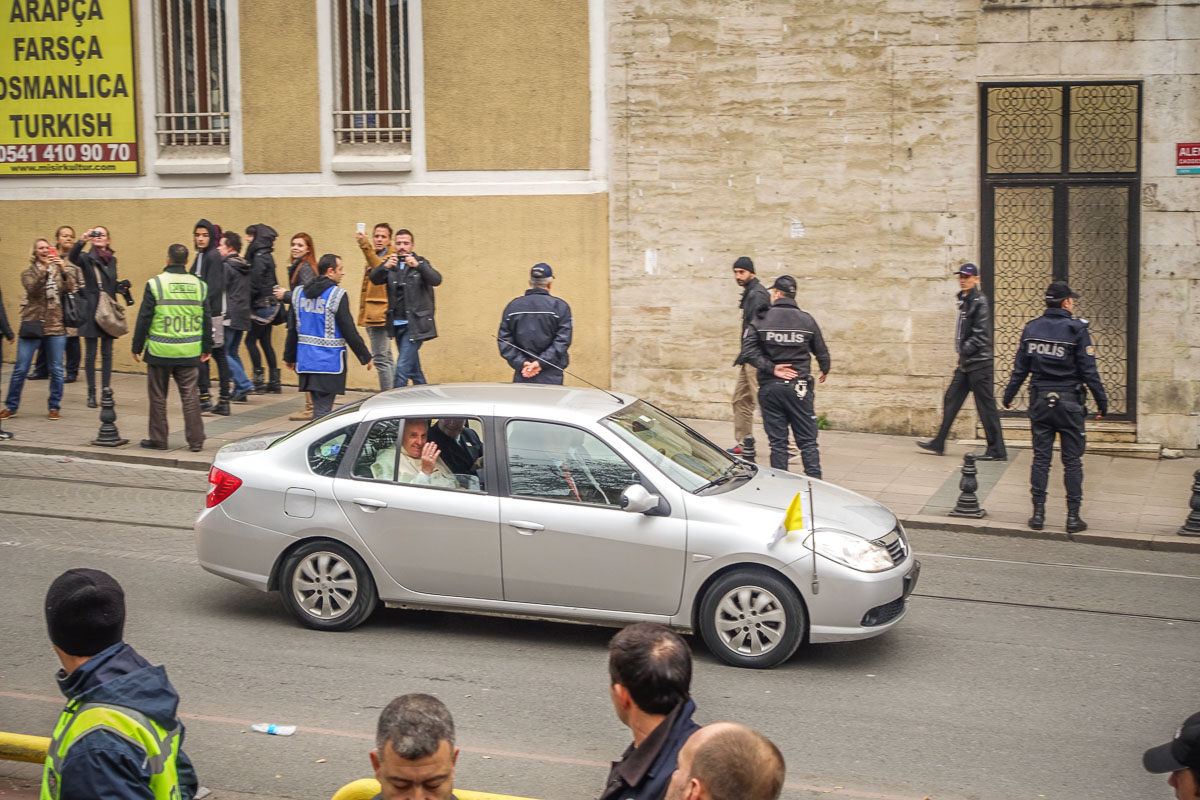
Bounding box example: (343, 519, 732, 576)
(225, 328, 256, 395)
(6, 335, 66, 411)
(392, 325, 426, 388)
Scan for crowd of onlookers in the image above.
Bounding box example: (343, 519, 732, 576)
(37, 567, 1200, 800)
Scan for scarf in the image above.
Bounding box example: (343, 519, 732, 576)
(92, 246, 114, 265)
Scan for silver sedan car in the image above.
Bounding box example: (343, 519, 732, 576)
(195, 384, 919, 669)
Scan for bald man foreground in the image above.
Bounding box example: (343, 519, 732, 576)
(664, 722, 785, 800)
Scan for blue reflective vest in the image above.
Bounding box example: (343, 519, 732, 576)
(296, 284, 347, 374)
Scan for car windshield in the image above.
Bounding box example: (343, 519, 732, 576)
(603, 400, 748, 493)
(268, 399, 366, 449)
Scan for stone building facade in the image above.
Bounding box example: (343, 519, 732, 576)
(607, 0, 1200, 450)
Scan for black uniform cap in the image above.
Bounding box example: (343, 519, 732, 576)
(771, 275, 797, 294)
(1144, 712, 1200, 774)
(1045, 281, 1080, 300)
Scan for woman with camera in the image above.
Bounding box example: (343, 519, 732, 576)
(0, 239, 79, 421)
(69, 226, 123, 408)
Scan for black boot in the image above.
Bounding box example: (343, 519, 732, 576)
(1066, 506, 1088, 533)
(253, 368, 266, 394)
(1028, 503, 1045, 531)
(199, 393, 213, 413)
(267, 368, 282, 394)
(86, 389, 97, 409)
(212, 396, 231, 416)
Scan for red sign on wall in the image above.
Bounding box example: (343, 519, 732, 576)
(1179, 143, 1200, 175)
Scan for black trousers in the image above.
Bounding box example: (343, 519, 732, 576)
(931, 366, 1006, 456)
(759, 380, 821, 478)
(32, 336, 80, 378)
(197, 344, 231, 399)
(1029, 390, 1087, 506)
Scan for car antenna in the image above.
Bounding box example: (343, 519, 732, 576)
(494, 335, 624, 404)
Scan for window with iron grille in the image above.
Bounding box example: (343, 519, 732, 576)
(155, 0, 230, 148)
(334, 0, 412, 148)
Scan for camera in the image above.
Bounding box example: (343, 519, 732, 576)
(90, 228, 104, 237)
(115, 279, 134, 306)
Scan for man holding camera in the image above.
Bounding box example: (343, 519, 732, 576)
(369, 229, 441, 388)
(497, 263, 573, 384)
(739, 275, 830, 478)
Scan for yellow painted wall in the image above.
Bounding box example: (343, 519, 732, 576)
(0, 195, 610, 389)
(423, 0, 591, 171)
(239, 0, 322, 173)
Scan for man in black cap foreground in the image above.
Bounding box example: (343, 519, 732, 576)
(42, 568, 198, 800)
(1143, 712, 1200, 799)
(727, 256, 770, 460)
(918, 263, 1006, 460)
(739, 275, 831, 478)
(1003, 281, 1107, 533)
(497, 262, 573, 384)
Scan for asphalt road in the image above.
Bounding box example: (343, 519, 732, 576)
(1, 452, 1198, 800)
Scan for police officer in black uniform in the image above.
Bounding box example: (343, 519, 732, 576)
(1002, 281, 1107, 533)
(740, 275, 831, 478)
(497, 263, 573, 384)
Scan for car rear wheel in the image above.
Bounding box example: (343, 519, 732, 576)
(280, 541, 378, 631)
(698, 569, 805, 669)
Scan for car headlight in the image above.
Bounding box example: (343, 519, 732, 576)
(803, 529, 894, 573)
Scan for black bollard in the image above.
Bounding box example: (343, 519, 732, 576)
(90, 387, 129, 447)
(1180, 469, 1200, 537)
(948, 452, 987, 518)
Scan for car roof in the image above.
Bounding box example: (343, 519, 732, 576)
(358, 383, 638, 424)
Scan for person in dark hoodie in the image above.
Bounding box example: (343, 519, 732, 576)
(601, 623, 700, 800)
(218, 231, 256, 403)
(244, 224, 281, 393)
(191, 219, 231, 414)
(42, 568, 198, 800)
(284, 253, 373, 418)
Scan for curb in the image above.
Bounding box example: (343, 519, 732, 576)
(0, 441, 211, 472)
(900, 514, 1200, 553)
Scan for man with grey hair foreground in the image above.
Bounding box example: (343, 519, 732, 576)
(665, 722, 785, 800)
(370, 693, 459, 800)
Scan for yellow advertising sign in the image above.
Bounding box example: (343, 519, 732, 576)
(0, 0, 138, 176)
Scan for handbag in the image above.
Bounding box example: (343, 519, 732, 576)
(94, 291, 129, 338)
(61, 290, 84, 330)
(18, 320, 44, 339)
(251, 302, 280, 325)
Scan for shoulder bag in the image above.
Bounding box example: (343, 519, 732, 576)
(61, 289, 85, 330)
(91, 262, 129, 338)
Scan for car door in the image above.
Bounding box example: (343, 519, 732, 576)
(333, 415, 502, 600)
(499, 419, 687, 615)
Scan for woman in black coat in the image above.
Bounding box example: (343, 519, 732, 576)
(69, 226, 120, 408)
(243, 224, 280, 392)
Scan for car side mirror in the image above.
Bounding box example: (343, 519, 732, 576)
(620, 484, 660, 514)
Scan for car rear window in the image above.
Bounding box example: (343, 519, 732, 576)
(308, 425, 356, 477)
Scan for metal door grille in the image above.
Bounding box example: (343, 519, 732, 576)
(334, 0, 411, 145)
(156, 0, 229, 147)
(981, 82, 1140, 419)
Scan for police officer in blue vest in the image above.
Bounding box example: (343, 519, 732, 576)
(1002, 281, 1108, 533)
(284, 254, 373, 419)
(740, 275, 831, 478)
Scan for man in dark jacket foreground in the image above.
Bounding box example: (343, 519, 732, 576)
(285, 254, 373, 419)
(918, 263, 1006, 460)
(600, 623, 701, 800)
(497, 263, 573, 384)
(42, 568, 198, 800)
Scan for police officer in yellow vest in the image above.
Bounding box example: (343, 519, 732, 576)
(42, 568, 198, 800)
(132, 244, 212, 452)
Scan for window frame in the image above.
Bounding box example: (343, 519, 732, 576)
(343, 414, 491, 495)
(152, 0, 232, 151)
(497, 417, 659, 511)
(330, 0, 413, 154)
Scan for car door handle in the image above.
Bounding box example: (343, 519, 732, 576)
(507, 520, 544, 533)
(352, 497, 388, 510)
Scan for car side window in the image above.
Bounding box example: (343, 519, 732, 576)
(506, 420, 639, 507)
(353, 416, 486, 493)
(308, 425, 356, 477)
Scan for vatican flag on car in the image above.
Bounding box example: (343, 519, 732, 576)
(769, 489, 807, 548)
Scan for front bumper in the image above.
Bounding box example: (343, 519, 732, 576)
(799, 558, 920, 644)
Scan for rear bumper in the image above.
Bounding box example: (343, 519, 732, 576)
(194, 505, 295, 592)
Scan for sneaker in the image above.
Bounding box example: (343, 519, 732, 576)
(288, 410, 312, 421)
(48, 409, 60, 420)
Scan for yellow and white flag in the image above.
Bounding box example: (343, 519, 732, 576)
(769, 490, 807, 548)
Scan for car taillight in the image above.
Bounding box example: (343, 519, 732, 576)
(207, 467, 242, 508)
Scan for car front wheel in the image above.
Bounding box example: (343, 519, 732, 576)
(698, 569, 805, 669)
(280, 541, 378, 632)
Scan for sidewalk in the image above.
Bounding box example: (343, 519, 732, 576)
(0, 370, 1196, 552)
